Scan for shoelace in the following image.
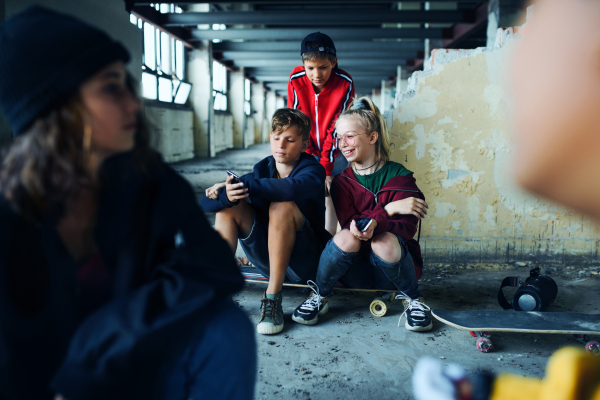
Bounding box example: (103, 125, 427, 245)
(395, 292, 431, 327)
(260, 297, 277, 320)
(301, 280, 325, 311)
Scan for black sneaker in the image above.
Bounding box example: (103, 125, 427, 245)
(396, 293, 433, 332)
(292, 281, 329, 325)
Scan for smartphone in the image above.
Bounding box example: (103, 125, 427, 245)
(226, 170, 240, 184)
(355, 218, 373, 232)
(226, 170, 251, 203)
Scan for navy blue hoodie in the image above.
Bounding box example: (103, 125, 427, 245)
(201, 152, 330, 248)
(0, 151, 244, 399)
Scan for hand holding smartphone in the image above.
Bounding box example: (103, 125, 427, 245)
(354, 218, 373, 232)
(226, 170, 250, 203)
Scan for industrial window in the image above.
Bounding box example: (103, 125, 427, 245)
(213, 61, 228, 111)
(244, 79, 251, 116)
(130, 7, 191, 105)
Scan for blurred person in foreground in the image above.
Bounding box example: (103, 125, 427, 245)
(0, 6, 255, 400)
(413, 0, 600, 399)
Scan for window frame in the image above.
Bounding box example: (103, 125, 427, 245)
(131, 10, 191, 106)
(212, 60, 228, 112)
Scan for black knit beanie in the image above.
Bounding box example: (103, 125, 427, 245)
(0, 5, 130, 136)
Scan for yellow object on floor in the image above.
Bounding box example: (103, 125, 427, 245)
(491, 347, 600, 400)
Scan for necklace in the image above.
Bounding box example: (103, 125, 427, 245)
(353, 159, 381, 176)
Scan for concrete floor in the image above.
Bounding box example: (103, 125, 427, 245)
(173, 146, 600, 400)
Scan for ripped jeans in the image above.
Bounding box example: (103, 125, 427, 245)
(315, 232, 421, 298)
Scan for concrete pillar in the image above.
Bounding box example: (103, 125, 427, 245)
(229, 67, 246, 148)
(265, 90, 277, 136)
(487, 0, 527, 48)
(251, 82, 265, 144)
(188, 43, 214, 157)
(276, 96, 285, 110)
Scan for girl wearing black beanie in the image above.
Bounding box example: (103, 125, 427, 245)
(0, 6, 255, 400)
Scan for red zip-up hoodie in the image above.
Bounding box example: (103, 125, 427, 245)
(331, 168, 425, 279)
(287, 66, 354, 175)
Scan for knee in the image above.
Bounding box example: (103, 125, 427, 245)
(371, 233, 402, 263)
(216, 202, 250, 224)
(269, 201, 297, 217)
(333, 229, 361, 253)
(269, 202, 302, 227)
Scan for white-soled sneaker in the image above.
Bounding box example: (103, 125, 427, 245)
(396, 293, 433, 332)
(292, 281, 329, 325)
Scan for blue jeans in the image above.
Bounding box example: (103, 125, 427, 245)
(316, 233, 421, 298)
(160, 299, 256, 399)
(239, 211, 320, 284)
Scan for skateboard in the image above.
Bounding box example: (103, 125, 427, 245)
(432, 309, 600, 354)
(241, 265, 397, 317)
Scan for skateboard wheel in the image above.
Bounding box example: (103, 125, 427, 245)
(586, 341, 600, 355)
(370, 299, 388, 317)
(476, 338, 493, 353)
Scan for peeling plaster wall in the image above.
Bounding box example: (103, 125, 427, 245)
(391, 30, 600, 265)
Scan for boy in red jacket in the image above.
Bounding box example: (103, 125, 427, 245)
(288, 32, 355, 236)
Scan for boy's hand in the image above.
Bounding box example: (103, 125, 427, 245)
(205, 182, 226, 200)
(385, 197, 428, 219)
(350, 219, 377, 241)
(226, 174, 248, 203)
(325, 176, 334, 196)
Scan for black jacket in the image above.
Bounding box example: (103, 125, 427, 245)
(0, 151, 243, 399)
(200, 152, 331, 248)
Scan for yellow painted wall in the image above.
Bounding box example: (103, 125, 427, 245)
(389, 41, 600, 264)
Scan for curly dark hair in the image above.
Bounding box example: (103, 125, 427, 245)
(0, 73, 158, 222)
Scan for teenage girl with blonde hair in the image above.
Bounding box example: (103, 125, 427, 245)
(292, 96, 432, 332)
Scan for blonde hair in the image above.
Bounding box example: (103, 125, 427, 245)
(336, 96, 391, 163)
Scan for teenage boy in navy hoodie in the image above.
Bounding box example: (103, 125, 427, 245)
(288, 32, 355, 236)
(201, 109, 329, 335)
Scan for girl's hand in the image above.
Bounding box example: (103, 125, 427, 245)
(350, 219, 377, 241)
(226, 174, 248, 203)
(385, 197, 428, 219)
(325, 176, 334, 196)
(205, 182, 226, 200)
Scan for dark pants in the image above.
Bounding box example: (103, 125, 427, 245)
(160, 299, 256, 400)
(316, 233, 421, 298)
(239, 212, 321, 284)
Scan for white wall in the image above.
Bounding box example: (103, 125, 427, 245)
(213, 113, 234, 154)
(146, 106, 194, 163)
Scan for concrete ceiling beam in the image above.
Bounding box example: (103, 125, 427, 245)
(232, 58, 408, 67)
(217, 51, 421, 60)
(165, 10, 469, 26)
(190, 27, 445, 41)
(213, 40, 425, 52)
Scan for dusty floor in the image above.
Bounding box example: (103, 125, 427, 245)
(173, 146, 600, 400)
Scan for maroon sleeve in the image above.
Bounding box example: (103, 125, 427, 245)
(330, 177, 360, 229)
(360, 188, 422, 241)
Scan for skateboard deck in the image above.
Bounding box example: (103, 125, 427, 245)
(432, 309, 600, 335)
(240, 265, 397, 317)
(432, 309, 600, 353)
